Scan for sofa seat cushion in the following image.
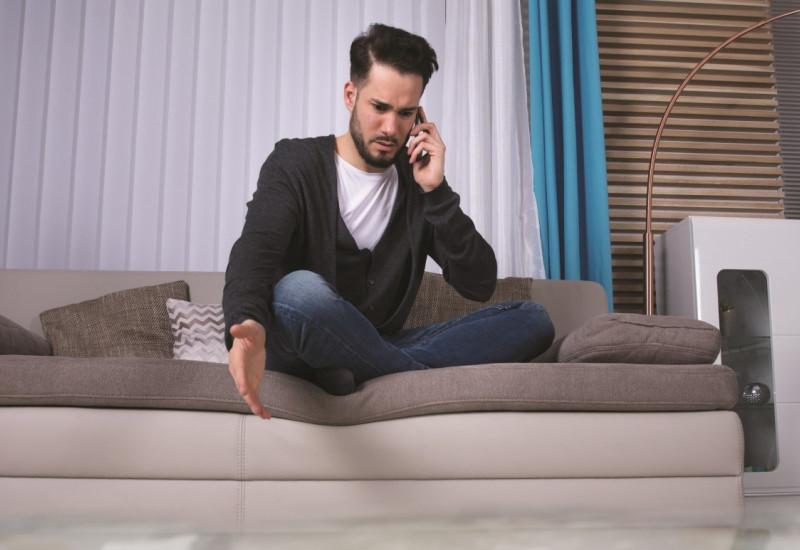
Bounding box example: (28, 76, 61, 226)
(557, 313, 721, 365)
(0, 356, 738, 425)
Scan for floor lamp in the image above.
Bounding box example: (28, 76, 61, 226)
(643, 8, 800, 315)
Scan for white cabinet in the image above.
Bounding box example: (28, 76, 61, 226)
(655, 216, 800, 495)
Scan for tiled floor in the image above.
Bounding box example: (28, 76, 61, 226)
(1, 496, 799, 549)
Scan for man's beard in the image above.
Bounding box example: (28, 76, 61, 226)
(349, 109, 403, 170)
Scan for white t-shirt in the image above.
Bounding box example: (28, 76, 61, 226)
(336, 154, 398, 251)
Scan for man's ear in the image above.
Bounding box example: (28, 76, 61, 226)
(344, 81, 357, 111)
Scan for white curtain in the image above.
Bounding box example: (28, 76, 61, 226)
(1, 0, 543, 276)
(442, 0, 545, 278)
(0, 0, 445, 271)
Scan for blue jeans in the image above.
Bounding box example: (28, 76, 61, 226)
(265, 270, 555, 384)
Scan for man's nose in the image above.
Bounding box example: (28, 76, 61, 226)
(380, 113, 399, 135)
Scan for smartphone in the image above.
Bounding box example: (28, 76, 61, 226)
(406, 112, 422, 149)
(407, 110, 427, 158)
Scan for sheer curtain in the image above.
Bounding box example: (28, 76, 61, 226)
(0, 0, 445, 271)
(1, 0, 542, 275)
(441, 0, 545, 278)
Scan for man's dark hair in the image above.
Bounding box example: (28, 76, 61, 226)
(350, 23, 439, 90)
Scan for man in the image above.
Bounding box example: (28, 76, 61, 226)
(223, 24, 554, 419)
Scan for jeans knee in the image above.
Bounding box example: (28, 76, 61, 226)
(520, 301, 555, 342)
(272, 270, 337, 313)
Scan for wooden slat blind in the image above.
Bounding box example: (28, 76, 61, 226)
(772, 0, 800, 220)
(596, 0, 785, 313)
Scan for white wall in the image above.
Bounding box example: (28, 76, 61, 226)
(1, 0, 445, 271)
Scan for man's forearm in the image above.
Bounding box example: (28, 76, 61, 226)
(422, 180, 497, 301)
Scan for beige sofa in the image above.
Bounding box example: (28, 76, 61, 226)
(0, 269, 743, 532)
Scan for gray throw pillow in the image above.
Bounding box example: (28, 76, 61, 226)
(40, 280, 189, 358)
(0, 314, 52, 356)
(166, 299, 227, 363)
(557, 313, 721, 364)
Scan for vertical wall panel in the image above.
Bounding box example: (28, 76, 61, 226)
(247, 0, 282, 205)
(419, 0, 446, 124)
(6, 0, 53, 268)
(306, 1, 337, 139)
(69, 0, 113, 268)
(0, 1, 24, 266)
(187, 0, 225, 271)
(98, 0, 142, 269)
(334, 1, 365, 133)
(159, 0, 199, 270)
(1, 0, 446, 272)
(38, 0, 85, 269)
(363, 0, 391, 28)
(278, 1, 310, 140)
(128, 0, 171, 270)
(391, 0, 419, 40)
(216, 0, 255, 269)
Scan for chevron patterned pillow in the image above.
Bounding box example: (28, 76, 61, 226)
(166, 299, 228, 363)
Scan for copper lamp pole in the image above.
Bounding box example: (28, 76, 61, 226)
(643, 8, 800, 315)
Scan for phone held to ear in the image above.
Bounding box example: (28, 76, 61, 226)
(407, 112, 428, 159)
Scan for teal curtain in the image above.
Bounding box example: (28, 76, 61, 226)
(529, 0, 613, 310)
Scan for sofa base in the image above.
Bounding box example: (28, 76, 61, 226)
(0, 407, 744, 530)
(0, 476, 743, 532)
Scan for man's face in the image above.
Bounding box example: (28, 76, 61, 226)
(346, 63, 424, 172)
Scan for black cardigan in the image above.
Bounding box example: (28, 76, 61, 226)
(223, 135, 497, 348)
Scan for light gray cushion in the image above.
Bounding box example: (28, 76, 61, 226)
(0, 314, 52, 356)
(558, 313, 721, 364)
(39, 281, 189, 358)
(0, 356, 738, 425)
(166, 299, 227, 363)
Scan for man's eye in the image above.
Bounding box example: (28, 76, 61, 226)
(374, 104, 388, 112)
(400, 111, 416, 118)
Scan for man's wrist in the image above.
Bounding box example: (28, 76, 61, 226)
(418, 179, 445, 193)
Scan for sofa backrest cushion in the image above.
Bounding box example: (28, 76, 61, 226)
(405, 272, 609, 359)
(0, 270, 225, 337)
(1, 269, 608, 355)
(404, 272, 532, 328)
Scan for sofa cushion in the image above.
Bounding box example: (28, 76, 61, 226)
(0, 314, 52, 356)
(557, 313, 721, 364)
(166, 299, 227, 363)
(39, 281, 189, 358)
(0, 356, 738, 425)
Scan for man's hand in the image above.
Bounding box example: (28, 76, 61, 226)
(407, 106, 446, 192)
(228, 320, 270, 419)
